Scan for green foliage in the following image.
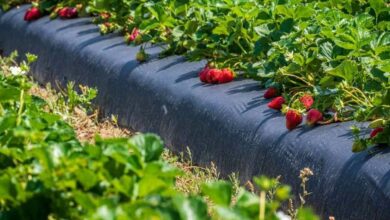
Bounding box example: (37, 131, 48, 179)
(59, 81, 97, 113)
(0, 53, 318, 219)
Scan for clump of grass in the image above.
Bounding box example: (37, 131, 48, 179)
(162, 148, 220, 194)
(30, 82, 132, 142)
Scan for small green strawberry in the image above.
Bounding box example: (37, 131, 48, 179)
(136, 47, 149, 63)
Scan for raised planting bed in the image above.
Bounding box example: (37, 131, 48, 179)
(1, 5, 390, 219)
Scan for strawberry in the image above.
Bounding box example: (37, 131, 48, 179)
(136, 47, 149, 62)
(66, 8, 78, 18)
(199, 65, 234, 84)
(100, 22, 113, 34)
(300, 94, 314, 110)
(100, 12, 111, 20)
(207, 62, 216, 68)
(352, 140, 365, 152)
(58, 7, 68, 18)
(132, 28, 140, 37)
(267, 96, 285, 110)
(199, 66, 210, 83)
(306, 109, 323, 126)
(370, 127, 384, 139)
(58, 7, 78, 19)
(286, 109, 303, 130)
(128, 28, 140, 41)
(263, 87, 278, 99)
(207, 69, 222, 84)
(24, 7, 41, 21)
(134, 35, 143, 45)
(218, 68, 234, 84)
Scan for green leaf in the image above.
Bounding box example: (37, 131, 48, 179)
(201, 181, 232, 206)
(378, 62, 390, 72)
(369, 0, 387, 17)
(138, 176, 167, 197)
(130, 134, 164, 162)
(318, 42, 334, 61)
(73, 191, 97, 211)
(0, 87, 20, 102)
(173, 195, 209, 220)
(234, 189, 259, 215)
(212, 24, 229, 35)
(0, 114, 16, 133)
(275, 5, 294, 18)
(297, 207, 320, 220)
(326, 60, 358, 82)
(334, 33, 356, 50)
(295, 6, 315, 20)
(112, 176, 135, 197)
(172, 26, 185, 38)
(275, 185, 291, 200)
(214, 206, 249, 220)
(254, 176, 278, 191)
(0, 175, 16, 200)
(185, 20, 199, 35)
(32, 147, 55, 171)
(76, 169, 98, 190)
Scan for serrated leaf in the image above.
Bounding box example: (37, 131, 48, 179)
(326, 60, 357, 82)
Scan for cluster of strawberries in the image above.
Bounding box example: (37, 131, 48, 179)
(99, 22, 116, 34)
(125, 28, 141, 44)
(199, 65, 234, 84)
(57, 7, 78, 19)
(93, 12, 113, 34)
(265, 87, 386, 136)
(24, 6, 78, 22)
(264, 87, 323, 130)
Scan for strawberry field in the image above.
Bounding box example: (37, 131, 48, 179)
(0, 0, 390, 219)
(2, 0, 388, 150)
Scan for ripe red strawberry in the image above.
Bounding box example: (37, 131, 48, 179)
(66, 8, 78, 18)
(199, 66, 234, 84)
(199, 66, 209, 83)
(207, 69, 222, 84)
(300, 94, 314, 110)
(286, 109, 303, 130)
(218, 68, 234, 84)
(370, 127, 384, 138)
(58, 8, 68, 18)
(24, 7, 41, 21)
(128, 28, 140, 42)
(267, 96, 285, 110)
(58, 7, 78, 19)
(264, 87, 278, 99)
(306, 109, 323, 126)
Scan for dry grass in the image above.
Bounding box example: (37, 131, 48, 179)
(30, 84, 132, 141)
(162, 149, 220, 194)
